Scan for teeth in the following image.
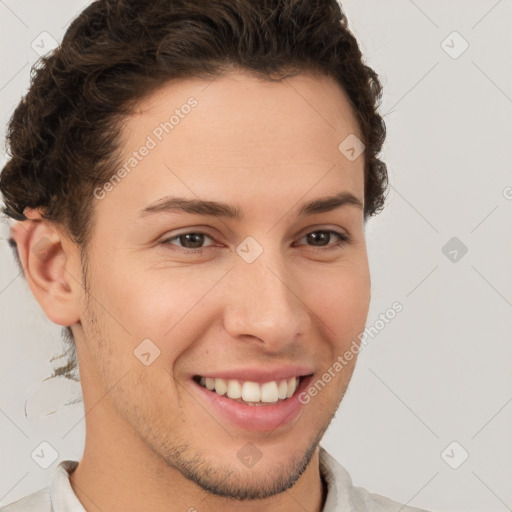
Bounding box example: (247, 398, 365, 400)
(242, 381, 260, 402)
(286, 377, 297, 398)
(227, 379, 242, 399)
(198, 376, 302, 404)
(214, 378, 227, 396)
(277, 379, 288, 400)
(261, 381, 279, 403)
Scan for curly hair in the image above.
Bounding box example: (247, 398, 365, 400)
(0, 0, 388, 378)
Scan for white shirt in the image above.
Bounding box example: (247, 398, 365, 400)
(1, 446, 429, 511)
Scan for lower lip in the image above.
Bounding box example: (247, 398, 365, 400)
(191, 375, 313, 432)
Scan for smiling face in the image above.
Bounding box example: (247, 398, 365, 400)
(73, 69, 371, 500)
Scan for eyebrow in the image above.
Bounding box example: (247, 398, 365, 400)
(139, 191, 363, 219)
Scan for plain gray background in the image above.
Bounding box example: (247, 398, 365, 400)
(1, 1, 511, 510)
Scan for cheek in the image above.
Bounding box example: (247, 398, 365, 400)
(90, 263, 224, 360)
(91, 262, 180, 332)
(304, 258, 371, 346)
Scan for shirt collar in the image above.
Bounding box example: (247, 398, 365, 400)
(50, 460, 85, 512)
(319, 444, 358, 511)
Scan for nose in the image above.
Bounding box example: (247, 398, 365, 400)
(222, 246, 311, 351)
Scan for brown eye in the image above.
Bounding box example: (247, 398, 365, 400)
(295, 230, 350, 249)
(163, 232, 214, 250)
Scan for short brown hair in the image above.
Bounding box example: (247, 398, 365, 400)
(1, 0, 388, 377)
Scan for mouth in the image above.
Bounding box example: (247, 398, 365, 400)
(190, 372, 315, 431)
(192, 374, 309, 406)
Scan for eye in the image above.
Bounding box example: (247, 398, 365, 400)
(162, 232, 215, 250)
(161, 228, 351, 253)
(294, 230, 351, 250)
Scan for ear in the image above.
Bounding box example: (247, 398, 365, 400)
(10, 208, 81, 327)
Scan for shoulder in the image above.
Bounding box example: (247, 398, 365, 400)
(1, 460, 81, 512)
(319, 446, 431, 512)
(0, 488, 51, 512)
(349, 486, 430, 512)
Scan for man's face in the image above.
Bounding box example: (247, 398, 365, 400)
(75, 70, 370, 499)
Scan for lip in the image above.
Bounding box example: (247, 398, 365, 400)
(190, 373, 314, 432)
(192, 365, 315, 384)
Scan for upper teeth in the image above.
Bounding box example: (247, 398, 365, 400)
(199, 376, 300, 403)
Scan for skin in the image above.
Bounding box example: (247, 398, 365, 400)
(12, 69, 371, 512)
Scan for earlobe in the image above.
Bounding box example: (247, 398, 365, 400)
(10, 209, 81, 327)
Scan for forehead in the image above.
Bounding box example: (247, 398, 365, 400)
(128, 68, 362, 148)
(97, 70, 364, 223)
